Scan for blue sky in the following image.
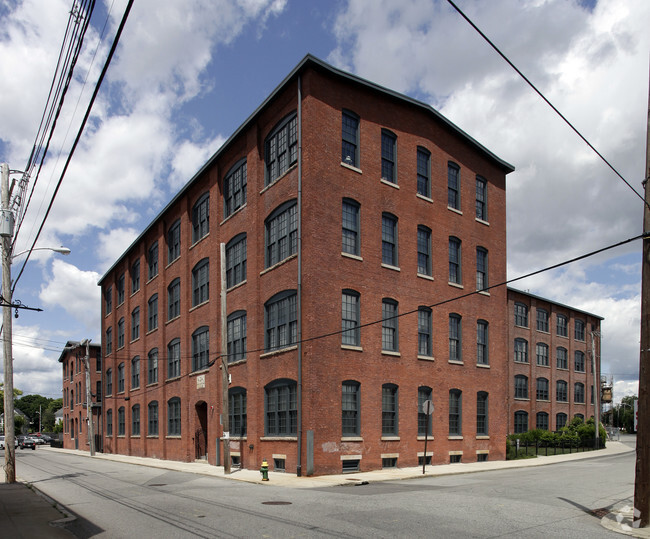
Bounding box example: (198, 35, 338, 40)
(0, 0, 647, 403)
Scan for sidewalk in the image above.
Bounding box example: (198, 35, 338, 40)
(0, 440, 639, 537)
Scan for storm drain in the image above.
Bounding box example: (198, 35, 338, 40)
(590, 508, 610, 518)
(262, 501, 292, 505)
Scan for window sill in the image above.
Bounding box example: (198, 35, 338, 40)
(221, 203, 247, 225)
(131, 435, 141, 439)
(129, 338, 140, 344)
(447, 206, 463, 215)
(417, 273, 434, 281)
(146, 383, 158, 388)
(260, 253, 297, 276)
(166, 315, 181, 325)
(382, 350, 401, 358)
(260, 345, 298, 359)
(380, 179, 399, 189)
(514, 397, 530, 401)
(557, 367, 569, 371)
(189, 300, 209, 313)
(341, 437, 363, 442)
(260, 164, 297, 194)
(260, 436, 297, 442)
(417, 435, 433, 441)
(476, 363, 490, 369)
(340, 162, 362, 174)
(537, 364, 551, 369)
(448, 436, 463, 440)
(146, 435, 159, 439)
(513, 360, 529, 365)
(476, 436, 490, 440)
(227, 358, 247, 367)
(166, 376, 181, 383)
(227, 280, 247, 293)
(190, 368, 210, 377)
(381, 436, 400, 441)
(381, 263, 400, 272)
(166, 436, 182, 439)
(165, 257, 180, 270)
(130, 289, 140, 298)
(341, 252, 363, 261)
(448, 282, 463, 289)
(418, 355, 434, 362)
(537, 399, 551, 403)
(146, 274, 158, 285)
(189, 232, 209, 251)
(416, 194, 433, 203)
(478, 290, 490, 296)
(341, 345, 363, 352)
(448, 360, 464, 365)
(475, 218, 489, 226)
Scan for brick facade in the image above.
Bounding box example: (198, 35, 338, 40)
(96, 55, 516, 475)
(507, 288, 602, 433)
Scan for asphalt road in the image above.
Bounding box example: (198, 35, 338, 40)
(14, 443, 635, 538)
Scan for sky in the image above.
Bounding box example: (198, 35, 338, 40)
(0, 0, 647, 406)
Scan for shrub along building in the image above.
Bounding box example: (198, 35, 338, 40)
(507, 288, 602, 434)
(97, 54, 516, 475)
(59, 341, 103, 451)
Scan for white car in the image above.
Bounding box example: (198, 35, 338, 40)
(0, 435, 18, 449)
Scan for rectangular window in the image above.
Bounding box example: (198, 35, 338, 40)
(192, 327, 209, 372)
(131, 308, 140, 341)
(168, 398, 181, 436)
(536, 378, 549, 401)
(514, 339, 528, 363)
(449, 237, 461, 284)
(417, 226, 431, 276)
(147, 349, 158, 385)
(265, 292, 297, 352)
(342, 111, 359, 167)
(556, 381, 568, 402)
(476, 176, 487, 221)
(417, 147, 430, 198)
(342, 199, 360, 256)
(449, 389, 462, 435)
(148, 401, 158, 436)
(514, 303, 528, 327)
(131, 260, 140, 294)
(117, 318, 125, 348)
(514, 376, 528, 399)
(536, 343, 549, 366)
(118, 407, 125, 436)
(106, 369, 112, 395)
(226, 236, 246, 288)
(148, 294, 158, 332)
(557, 314, 568, 337)
(117, 274, 125, 304)
(167, 339, 181, 379)
(265, 114, 298, 185)
(418, 308, 432, 357)
(449, 314, 462, 362)
(192, 259, 210, 306)
(382, 384, 398, 436)
(106, 409, 113, 436)
(418, 386, 432, 436)
(342, 382, 360, 436)
(168, 279, 180, 320)
(131, 358, 140, 389)
(265, 202, 297, 268)
(575, 351, 585, 372)
(265, 382, 297, 436)
(147, 241, 158, 279)
(104, 286, 112, 315)
(167, 220, 181, 264)
(536, 412, 549, 431)
(192, 193, 209, 243)
(381, 130, 396, 183)
(227, 312, 247, 363)
(342, 291, 361, 347)
(382, 299, 398, 352)
(536, 309, 549, 332)
(574, 383, 585, 403)
(476, 247, 488, 291)
(476, 392, 488, 435)
(381, 214, 398, 266)
(448, 163, 460, 210)
(575, 319, 585, 341)
(132, 405, 140, 436)
(117, 363, 125, 393)
(105, 327, 112, 356)
(477, 320, 489, 365)
(224, 160, 247, 218)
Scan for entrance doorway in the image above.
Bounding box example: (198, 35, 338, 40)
(194, 401, 208, 460)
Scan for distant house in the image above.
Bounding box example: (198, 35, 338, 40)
(0, 409, 30, 433)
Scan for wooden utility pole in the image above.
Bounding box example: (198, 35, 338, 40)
(634, 68, 650, 528)
(220, 243, 230, 474)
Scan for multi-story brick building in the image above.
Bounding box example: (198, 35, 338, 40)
(507, 288, 602, 433)
(58, 341, 103, 450)
(97, 54, 515, 475)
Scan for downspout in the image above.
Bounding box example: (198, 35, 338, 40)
(296, 74, 303, 477)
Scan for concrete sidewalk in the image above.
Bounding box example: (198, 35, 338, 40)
(0, 440, 640, 537)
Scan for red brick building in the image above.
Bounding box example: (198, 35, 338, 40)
(58, 341, 103, 451)
(507, 288, 602, 433)
(97, 55, 515, 475)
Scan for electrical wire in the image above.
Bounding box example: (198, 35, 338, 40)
(12, 0, 135, 293)
(445, 0, 647, 208)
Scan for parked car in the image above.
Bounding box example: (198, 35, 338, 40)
(18, 436, 36, 450)
(0, 435, 18, 449)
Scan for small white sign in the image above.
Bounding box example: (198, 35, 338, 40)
(223, 431, 230, 439)
(196, 374, 205, 389)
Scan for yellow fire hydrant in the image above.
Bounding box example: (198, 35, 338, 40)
(260, 459, 269, 481)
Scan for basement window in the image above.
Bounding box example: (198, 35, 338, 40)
(273, 458, 285, 472)
(342, 459, 360, 473)
(382, 457, 397, 468)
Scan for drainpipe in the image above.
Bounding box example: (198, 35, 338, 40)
(296, 75, 303, 477)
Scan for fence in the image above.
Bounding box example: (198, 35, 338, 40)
(510, 437, 606, 458)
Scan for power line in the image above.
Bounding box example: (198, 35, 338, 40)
(12, 0, 135, 292)
(445, 0, 647, 208)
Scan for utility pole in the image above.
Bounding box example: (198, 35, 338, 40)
(220, 243, 230, 474)
(635, 69, 650, 528)
(591, 330, 601, 448)
(82, 340, 95, 456)
(1, 162, 16, 483)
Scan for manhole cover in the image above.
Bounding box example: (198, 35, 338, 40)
(262, 501, 292, 505)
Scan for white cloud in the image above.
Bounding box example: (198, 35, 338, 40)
(95, 227, 140, 269)
(169, 135, 226, 191)
(39, 259, 101, 334)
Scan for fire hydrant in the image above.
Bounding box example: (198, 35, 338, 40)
(260, 459, 269, 481)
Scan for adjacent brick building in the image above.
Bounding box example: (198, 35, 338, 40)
(507, 288, 602, 433)
(96, 54, 516, 475)
(58, 341, 103, 451)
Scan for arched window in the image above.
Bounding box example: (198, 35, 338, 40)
(192, 192, 209, 243)
(264, 379, 297, 436)
(342, 381, 361, 436)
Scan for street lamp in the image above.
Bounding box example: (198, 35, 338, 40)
(11, 246, 71, 259)
(0, 176, 71, 484)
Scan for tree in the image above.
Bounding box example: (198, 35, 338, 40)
(613, 395, 638, 432)
(14, 394, 51, 430)
(0, 382, 23, 415)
